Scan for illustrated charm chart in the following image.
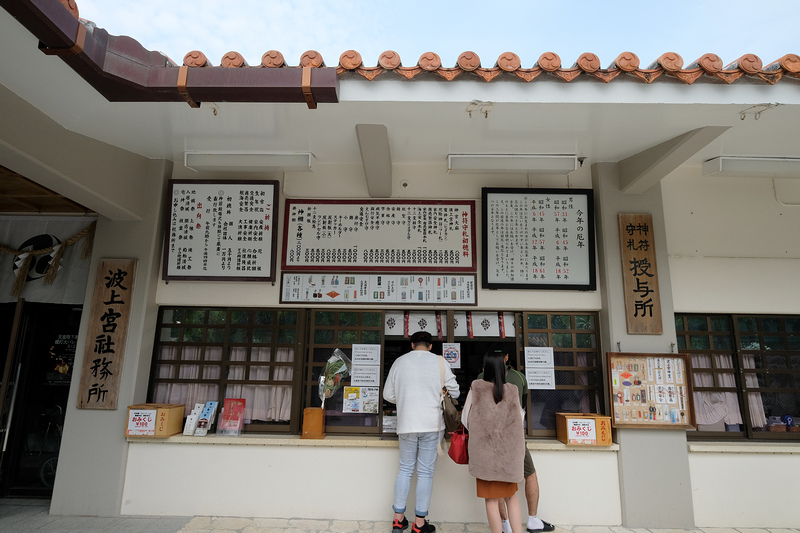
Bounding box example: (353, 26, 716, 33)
(281, 273, 476, 305)
(609, 354, 693, 427)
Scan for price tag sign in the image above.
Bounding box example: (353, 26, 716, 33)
(127, 409, 157, 436)
(567, 418, 597, 444)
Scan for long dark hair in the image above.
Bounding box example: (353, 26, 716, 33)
(482, 351, 507, 403)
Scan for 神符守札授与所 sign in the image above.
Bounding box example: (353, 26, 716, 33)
(282, 200, 476, 272)
(162, 180, 279, 281)
(482, 188, 595, 290)
(618, 213, 662, 334)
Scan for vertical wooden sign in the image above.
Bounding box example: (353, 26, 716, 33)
(618, 214, 662, 334)
(77, 258, 137, 409)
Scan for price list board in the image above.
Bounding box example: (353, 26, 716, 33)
(162, 180, 279, 281)
(282, 200, 476, 272)
(482, 188, 595, 290)
(606, 352, 696, 429)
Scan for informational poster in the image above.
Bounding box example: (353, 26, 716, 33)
(162, 179, 279, 281)
(442, 343, 461, 369)
(281, 273, 476, 305)
(525, 347, 555, 390)
(618, 214, 663, 334)
(607, 352, 695, 429)
(527, 369, 556, 390)
(45, 333, 76, 386)
(351, 344, 381, 365)
(350, 344, 381, 386)
(77, 258, 136, 410)
(350, 366, 380, 386)
(343, 386, 379, 413)
(482, 188, 595, 290)
(382, 416, 398, 433)
(525, 347, 554, 367)
(282, 200, 476, 272)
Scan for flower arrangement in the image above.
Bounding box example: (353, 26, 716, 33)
(318, 348, 352, 409)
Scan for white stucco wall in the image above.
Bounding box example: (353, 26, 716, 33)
(662, 166, 800, 314)
(688, 444, 800, 528)
(121, 438, 621, 525)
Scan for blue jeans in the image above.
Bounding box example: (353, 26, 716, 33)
(393, 430, 444, 517)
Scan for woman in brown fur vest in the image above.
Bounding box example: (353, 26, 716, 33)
(461, 351, 526, 533)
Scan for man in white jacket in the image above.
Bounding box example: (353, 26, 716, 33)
(384, 330, 460, 533)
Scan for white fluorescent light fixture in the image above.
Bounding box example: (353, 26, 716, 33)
(447, 154, 577, 174)
(184, 151, 316, 172)
(702, 157, 800, 179)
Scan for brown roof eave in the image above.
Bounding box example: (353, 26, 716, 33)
(1, 0, 339, 107)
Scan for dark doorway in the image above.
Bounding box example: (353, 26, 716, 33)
(0, 302, 81, 497)
(382, 335, 517, 420)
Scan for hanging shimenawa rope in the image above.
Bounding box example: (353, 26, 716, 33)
(0, 220, 97, 297)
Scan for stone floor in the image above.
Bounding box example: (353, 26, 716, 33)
(1, 499, 798, 533)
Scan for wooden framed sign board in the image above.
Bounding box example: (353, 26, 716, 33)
(77, 258, 136, 410)
(162, 179, 279, 281)
(282, 199, 476, 272)
(482, 188, 596, 290)
(607, 352, 696, 429)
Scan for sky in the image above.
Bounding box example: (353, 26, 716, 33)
(76, 0, 796, 69)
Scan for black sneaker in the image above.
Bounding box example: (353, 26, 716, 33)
(411, 520, 435, 533)
(392, 516, 408, 533)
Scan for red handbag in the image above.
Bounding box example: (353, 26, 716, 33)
(448, 424, 469, 464)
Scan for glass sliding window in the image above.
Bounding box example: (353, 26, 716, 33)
(675, 314, 744, 437)
(676, 313, 800, 440)
(734, 315, 800, 439)
(149, 307, 305, 433)
(305, 310, 384, 435)
(520, 312, 603, 437)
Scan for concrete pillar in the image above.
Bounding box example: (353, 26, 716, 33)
(50, 160, 171, 516)
(591, 162, 694, 528)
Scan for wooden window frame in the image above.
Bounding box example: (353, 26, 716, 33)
(303, 309, 385, 435)
(677, 313, 800, 440)
(148, 307, 306, 434)
(518, 311, 603, 438)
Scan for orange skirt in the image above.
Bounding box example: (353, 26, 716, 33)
(476, 479, 518, 498)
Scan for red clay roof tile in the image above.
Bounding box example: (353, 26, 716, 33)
(261, 51, 285, 68)
(221, 52, 247, 68)
(170, 43, 800, 87)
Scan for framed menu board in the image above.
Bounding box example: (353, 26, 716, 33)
(607, 352, 696, 429)
(482, 188, 595, 290)
(282, 200, 476, 272)
(162, 179, 279, 281)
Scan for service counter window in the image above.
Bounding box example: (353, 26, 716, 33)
(148, 307, 306, 433)
(147, 307, 602, 438)
(382, 311, 603, 439)
(677, 314, 800, 440)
